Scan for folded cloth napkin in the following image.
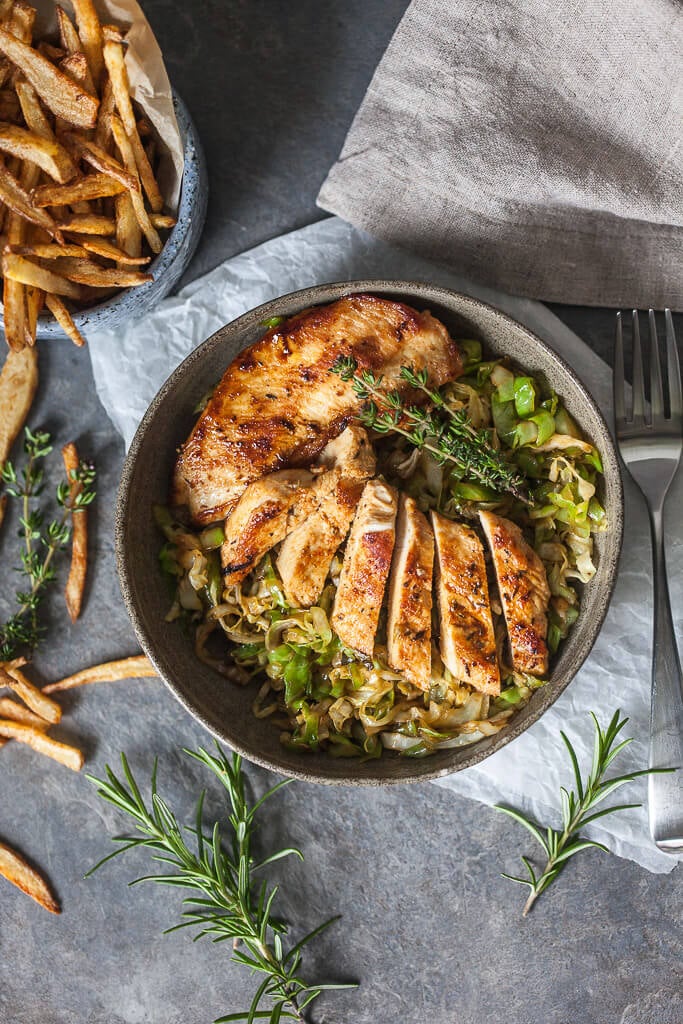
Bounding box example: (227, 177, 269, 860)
(317, 0, 683, 309)
(88, 216, 682, 874)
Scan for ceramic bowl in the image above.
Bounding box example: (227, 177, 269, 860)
(22, 93, 207, 341)
(116, 282, 624, 785)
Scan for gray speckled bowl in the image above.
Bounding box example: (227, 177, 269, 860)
(18, 93, 207, 341)
(117, 282, 624, 785)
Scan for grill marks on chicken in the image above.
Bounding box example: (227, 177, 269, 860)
(479, 511, 550, 676)
(172, 294, 462, 525)
(277, 427, 376, 607)
(431, 512, 500, 696)
(386, 496, 434, 690)
(330, 479, 398, 658)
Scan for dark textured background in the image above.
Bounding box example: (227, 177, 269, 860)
(0, 3, 681, 1023)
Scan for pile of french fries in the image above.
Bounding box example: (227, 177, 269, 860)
(0, 0, 176, 350)
(0, 653, 157, 912)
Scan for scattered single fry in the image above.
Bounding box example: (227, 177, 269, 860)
(2, 251, 81, 298)
(0, 27, 99, 128)
(39, 254, 151, 288)
(0, 696, 49, 728)
(62, 440, 88, 621)
(43, 654, 156, 693)
(0, 344, 38, 464)
(0, 720, 83, 770)
(0, 840, 60, 914)
(0, 663, 62, 723)
(32, 171, 125, 206)
(45, 292, 84, 346)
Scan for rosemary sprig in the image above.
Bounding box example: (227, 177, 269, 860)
(87, 745, 356, 1024)
(496, 710, 675, 916)
(0, 427, 96, 660)
(330, 356, 527, 501)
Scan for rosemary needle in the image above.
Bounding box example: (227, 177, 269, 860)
(87, 745, 356, 1024)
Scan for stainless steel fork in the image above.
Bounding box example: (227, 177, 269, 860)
(614, 309, 683, 852)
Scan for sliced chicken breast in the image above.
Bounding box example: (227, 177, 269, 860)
(220, 470, 315, 586)
(173, 294, 462, 525)
(331, 479, 398, 658)
(479, 511, 550, 676)
(431, 512, 500, 695)
(277, 426, 376, 607)
(386, 496, 434, 690)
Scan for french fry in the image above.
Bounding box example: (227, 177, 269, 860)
(0, 88, 20, 121)
(8, 241, 88, 257)
(0, 345, 38, 461)
(0, 719, 83, 770)
(2, 273, 26, 349)
(150, 212, 176, 230)
(0, 27, 99, 128)
(43, 654, 156, 693)
(57, 211, 115, 234)
(93, 71, 114, 151)
(56, 4, 81, 56)
(0, 840, 60, 914)
(44, 292, 84, 346)
(61, 440, 87, 621)
(62, 131, 138, 191)
(110, 115, 161, 252)
(0, 123, 78, 181)
(68, 231, 149, 265)
(24, 281, 42, 344)
(37, 41, 64, 61)
(103, 38, 163, 212)
(2, 250, 81, 297)
(8, 2, 35, 47)
(0, 663, 62, 723)
(69, 0, 103, 88)
(0, 695, 49, 728)
(60, 50, 94, 95)
(32, 170, 125, 206)
(0, 161, 61, 236)
(115, 189, 140, 261)
(39, 254, 151, 288)
(15, 79, 54, 139)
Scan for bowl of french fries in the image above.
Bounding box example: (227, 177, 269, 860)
(0, 0, 206, 350)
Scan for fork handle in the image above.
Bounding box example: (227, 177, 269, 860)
(648, 506, 683, 852)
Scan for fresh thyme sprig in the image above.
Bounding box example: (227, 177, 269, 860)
(330, 355, 527, 501)
(496, 710, 675, 916)
(87, 745, 356, 1024)
(0, 427, 96, 660)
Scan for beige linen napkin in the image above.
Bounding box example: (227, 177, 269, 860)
(318, 0, 683, 309)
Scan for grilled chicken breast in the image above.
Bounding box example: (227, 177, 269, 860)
(173, 294, 462, 525)
(386, 496, 435, 690)
(331, 479, 398, 657)
(220, 470, 315, 586)
(479, 511, 550, 676)
(277, 426, 376, 607)
(431, 512, 500, 695)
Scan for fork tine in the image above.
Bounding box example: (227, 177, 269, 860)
(648, 309, 664, 422)
(614, 311, 626, 424)
(632, 310, 645, 421)
(665, 308, 682, 422)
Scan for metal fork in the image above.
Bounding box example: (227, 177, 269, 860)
(614, 309, 683, 852)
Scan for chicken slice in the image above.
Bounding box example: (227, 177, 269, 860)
(330, 479, 398, 658)
(220, 470, 315, 586)
(386, 496, 434, 690)
(479, 511, 550, 676)
(431, 512, 500, 695)
(277, 426, 376, 607)
(173, 293, 462, 525)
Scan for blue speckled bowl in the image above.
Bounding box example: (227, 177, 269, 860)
(25, 93, 208, 341)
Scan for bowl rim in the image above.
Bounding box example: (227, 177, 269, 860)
(116, 280, 624, 785)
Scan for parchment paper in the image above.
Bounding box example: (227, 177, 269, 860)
(87, 216, 683, 875)
(34, 0, 183, 207)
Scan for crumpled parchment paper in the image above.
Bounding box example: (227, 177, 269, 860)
(87, 216, 683, 874)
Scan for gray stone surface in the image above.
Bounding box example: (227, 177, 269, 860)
(0, 2, 681, 1023)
